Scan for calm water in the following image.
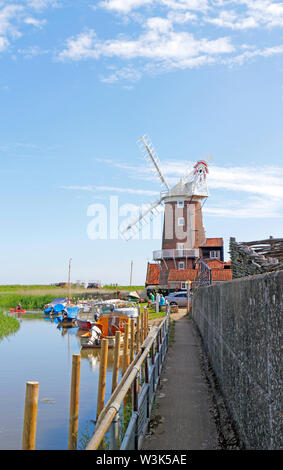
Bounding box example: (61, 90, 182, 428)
(0, 311, 117, 450)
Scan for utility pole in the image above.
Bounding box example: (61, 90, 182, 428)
(68, 258, 72, 304)
(130, 260, 133, 287)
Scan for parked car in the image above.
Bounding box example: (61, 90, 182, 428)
(166, 292, 188, 307)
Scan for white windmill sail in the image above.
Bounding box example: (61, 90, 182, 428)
(137, 134, 170, 193)
(120, 135, 211, 240)
(120, 197, 163, 240)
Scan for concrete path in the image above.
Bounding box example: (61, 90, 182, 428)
(142, 311, 219, 450)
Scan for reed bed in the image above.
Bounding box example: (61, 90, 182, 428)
(0, 311, 20, 339)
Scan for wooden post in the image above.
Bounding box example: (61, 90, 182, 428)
(140, 309, 144, 344)
(187, 281, 191, 314)
(130, 319, 135, 363)
(136, 316, 140, 353)
(68, 354, 81, 450)
(22, 381, 39, 450)
(97, 339, 108, 419)
(112, 331, 121, 393)
(144, 308, 148, 339)
(122, 322, 129, 375)
(145, 308, 149, 337)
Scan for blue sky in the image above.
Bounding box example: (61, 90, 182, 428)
(0, 0, 282, 285)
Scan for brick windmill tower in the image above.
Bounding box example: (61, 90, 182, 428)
(120, 135, 230, 290)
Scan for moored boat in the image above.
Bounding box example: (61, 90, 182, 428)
(43, 298, 67, 315)
(80, 301, 138, 349)
(55, 305, 81, 327)
(10, 308, 26, 313)
(77, 318, 95, 330)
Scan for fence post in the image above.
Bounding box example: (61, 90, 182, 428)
(68, 354, 81, 450)
(22, 381, 39, 450)
(109, 413, 120, 450)
(97, 339, 108, 420)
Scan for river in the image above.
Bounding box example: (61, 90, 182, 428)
(0, 310, 117, 450)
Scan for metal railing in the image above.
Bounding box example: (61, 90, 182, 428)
(85, 311, 170, 450)
(153, 248, 200, 260)
(193, 259, 212, 288)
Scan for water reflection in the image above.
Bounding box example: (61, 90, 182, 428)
(0, 311, 118, 450)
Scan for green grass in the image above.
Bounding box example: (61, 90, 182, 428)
(0, 312, 20, 340)
(0, 293, 55, 310)
(139, 302, 167, 321)
(102, 285, 144, 291)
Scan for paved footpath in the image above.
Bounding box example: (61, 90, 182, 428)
(142, 311, 219, 450)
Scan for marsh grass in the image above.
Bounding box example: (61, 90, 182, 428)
(0, 312, 20, 339)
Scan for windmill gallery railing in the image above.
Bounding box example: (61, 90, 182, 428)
(153, 249, 200, 260)
(86, 311, 170, 450)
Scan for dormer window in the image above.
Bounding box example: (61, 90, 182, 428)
(210, 250, 220, 259)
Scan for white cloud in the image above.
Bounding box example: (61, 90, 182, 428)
(95, 157, 283, 218)
(59, 27, 234, 75)
(96, 186, 159, 196)
(24, 17, 47, 28)
(0, 1, 52, 53)
(226, 44, 283, 66)
(99, 0, 153, 14)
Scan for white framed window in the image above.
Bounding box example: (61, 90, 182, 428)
(178, 217, 185, 226)
(177, 200, 184, 208)
(210, 250, 220, 259)
(178, 261, 185, 270)
(177, 243, 185, 250)
(181, 282, 187, 290)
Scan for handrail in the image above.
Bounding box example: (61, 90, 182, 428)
(85, 316, 168, 450)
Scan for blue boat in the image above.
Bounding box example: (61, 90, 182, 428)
(55, 305, 81, 327)
(53, 303, 65, 314)
(44, 298, 67, 315)
(66, 306, 80, 319)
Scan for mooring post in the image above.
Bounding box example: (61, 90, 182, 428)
(130, 319, 135, 363)
(140, 309, 144, 344)
(122, 322, 130, 375)
(110, 333, 121, 449)
(112, 331, 121, 393)
(145, 308, 149, 337)
(68, 354, 81, 450)
(22, 381, 39, 450)
(144, 308, 148, 339)
(97, 339, 108, 420)
(136, 315, 140, 353)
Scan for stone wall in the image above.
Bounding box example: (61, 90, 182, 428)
(230, 237, 283, 278)
(192, 270, 282, 450)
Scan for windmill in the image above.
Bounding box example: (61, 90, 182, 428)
(120, 134, 211, 242)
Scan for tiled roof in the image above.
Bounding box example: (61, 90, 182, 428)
(168, 269, 197, 282)
(200, 238, 223, 247)
(145, 263, 160, 285)
(203, 258, 224, 268)
(211, 269, 233, 281)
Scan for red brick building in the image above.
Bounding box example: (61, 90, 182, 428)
(145, 171, 232, 291)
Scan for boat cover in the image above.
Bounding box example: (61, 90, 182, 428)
(66, 306, 80, 319)
(49, 298, 67, 306)
(53, 304, 65, 313)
